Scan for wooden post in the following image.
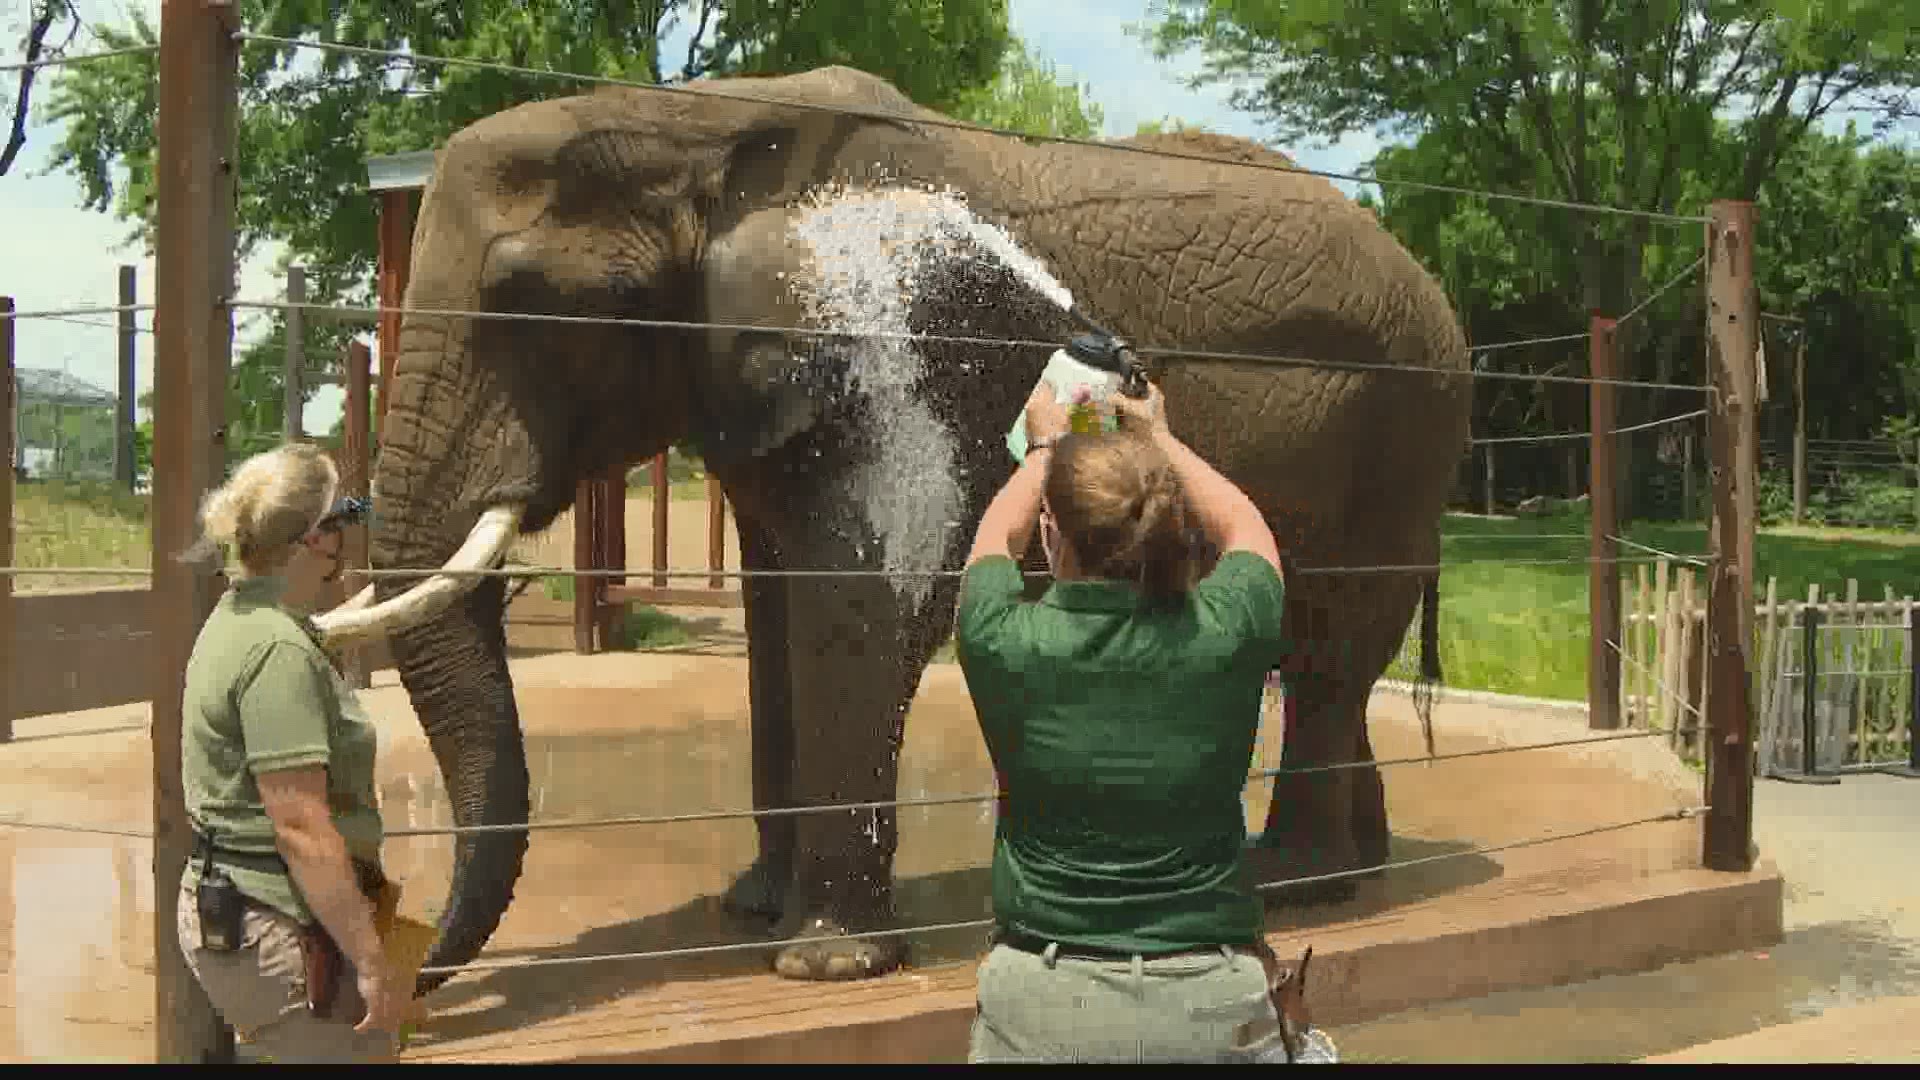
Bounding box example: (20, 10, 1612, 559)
(606, 464, 627, 587)
(1884, 605, 1920, 778)
(1681, 433, 1694, 519)
(374, 189, 413, 445)
(1793, 330, 1807, 524)
(1702, 200, 1760, 872)
(1589, 314, 1621, 730)
(2, 296, 14, 744)
(596, 466, 621, 647)
(339, 341, 372, 690)
(282, 265, 304, 441)
(707, 473, 725, 590)
(651, 450, 669, 588)
(116, 265, 139, 491)
(152, 0, 242, 1062)
(1482, 444, 1495, 515)
(573, 477, 597, 654)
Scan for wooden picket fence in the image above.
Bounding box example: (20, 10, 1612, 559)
(1622, 561, 1916, 769)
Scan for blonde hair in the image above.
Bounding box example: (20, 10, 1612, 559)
(185, 442, 339, 575)
(1044, 430, 1193, 608)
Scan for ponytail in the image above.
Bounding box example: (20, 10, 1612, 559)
(1044, 430, 1195, 610)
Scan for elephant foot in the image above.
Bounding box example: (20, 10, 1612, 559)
(720, 855, 789, 922)
(1245, 841, 1370, 907)
(772, 917, 905, 982)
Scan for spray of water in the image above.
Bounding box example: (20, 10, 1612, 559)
(786, 183, 1076, 611)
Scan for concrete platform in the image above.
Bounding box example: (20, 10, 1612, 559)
(1638, 994, 1920, 1063)
(0, 650, 1782, 1063)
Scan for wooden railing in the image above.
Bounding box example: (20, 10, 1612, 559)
(569, 451, 741, 654)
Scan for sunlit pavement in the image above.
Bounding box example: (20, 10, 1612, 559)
(1325, 773, 1920, 1063)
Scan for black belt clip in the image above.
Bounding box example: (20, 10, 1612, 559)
(192, 824, 247, 953)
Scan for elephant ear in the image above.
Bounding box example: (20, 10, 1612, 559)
(693, 206, 841, 466)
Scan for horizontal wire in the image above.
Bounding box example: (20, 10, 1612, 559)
(0, 44, 159, 73)
(1246, 728, 1665, 781)
(0, 552, 1708, 582)
(228, 298, 1707, 394)
(1471, 407, 1709, 446)
(1609, 639, 1705, 722)
(0, 816, 150, 840)
(387, 727, 1679, 838)
(0, 303, 155, 320)
(1606, 534, 1711, 567)
(1468, 332, 1589, 354)
(0, 725, 1692, 842)
(411, 805, 1709, 977)
(232, 31, 1711, 228)
(1616, 255, 1709, 327)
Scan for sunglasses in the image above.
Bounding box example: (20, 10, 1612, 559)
(313, 495, 373, 534)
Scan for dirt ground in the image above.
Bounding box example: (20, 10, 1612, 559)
(0, 648, 1720, 1063)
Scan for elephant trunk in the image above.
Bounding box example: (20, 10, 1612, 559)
(365, 307, 542, 997)
(390, 583, 529, 997)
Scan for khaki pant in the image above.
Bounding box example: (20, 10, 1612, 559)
(967, 941, 1291, 1063)
(175, 877, 397, 1064)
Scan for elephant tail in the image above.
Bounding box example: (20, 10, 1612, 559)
(1415, 574, 1441, 759)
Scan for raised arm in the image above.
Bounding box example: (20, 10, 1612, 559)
(966, 381, 1071, 567)
(1115, 382, 1281, 574)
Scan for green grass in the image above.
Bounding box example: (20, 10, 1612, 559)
(537, 574, 697, 651)
(16, 483, 1920, 702)
(1427, 506, 1920, 701)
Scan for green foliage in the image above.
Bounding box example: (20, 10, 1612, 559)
(1132, 116, 1208, 137)
(36, 0, 1019, 470)
(949, 36, 1104, 138)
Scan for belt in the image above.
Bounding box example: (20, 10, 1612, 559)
(994, 927, 1246, 962)
(191, 827, 387, 901)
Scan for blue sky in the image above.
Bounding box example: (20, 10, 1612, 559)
(0, 1, 1900, 437)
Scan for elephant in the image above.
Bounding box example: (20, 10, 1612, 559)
(311, 65, 1472, 994)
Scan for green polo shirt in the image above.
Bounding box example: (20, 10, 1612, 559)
(955, 549, 1286, 954)
(179, 575, 383, 925)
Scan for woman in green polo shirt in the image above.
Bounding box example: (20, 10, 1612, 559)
(173, 442, 409, 1062)
(956, 379, 1289, 1063)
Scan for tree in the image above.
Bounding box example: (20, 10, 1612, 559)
(949, 36, 1105, 139)
(37, 1, 1017, 465)
(1149, 1, 1919, 519)
(1, 0, 81, 176)
(1147, 1, 1919, 313)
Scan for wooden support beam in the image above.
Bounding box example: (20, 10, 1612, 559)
(116, 265, 138, 491)
(340, 340, 372, 689)
(573, 476, 597, 654)
(283, 264, 304, 440)
(374, 189, 413, 445)
(1589, 313, 1621, 731)
(151, 0, 242, 1062)
(1703, 200, 1760, 874)
(2, 296, 14, 744)
(652, 451, 669, 588)
(708, 473, 726, 590)
(1793, 330, 1806, 525)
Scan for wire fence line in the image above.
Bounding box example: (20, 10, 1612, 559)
(1606, 535, 1712, 568)
(224, 298, 1710, 394)
(1471, 408, 1709, 447)
(0, 728, 1689, 843)
(401, 805, 1708, 977)
(1617, 255, 1710, 326)
(0, 552, 1718, 583)
(230, 30, 1711, 228)
(0, 43, 159, 73)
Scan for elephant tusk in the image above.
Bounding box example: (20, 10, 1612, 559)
(311, 504, 526, 647)
(326, 584, 377, 615)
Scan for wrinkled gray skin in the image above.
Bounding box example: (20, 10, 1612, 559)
(370, 66, 1471, 994)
